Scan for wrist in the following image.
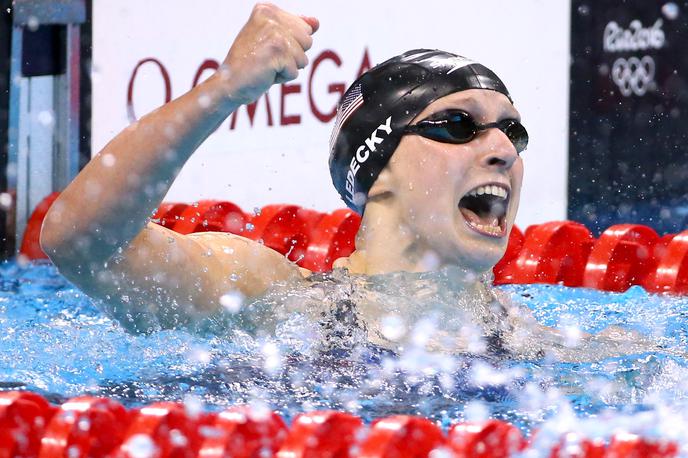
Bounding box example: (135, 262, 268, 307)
(198, 70, 244, 113)
(208, 64, 258, 108)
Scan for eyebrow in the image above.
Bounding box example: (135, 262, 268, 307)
(428, 95, 521, 122)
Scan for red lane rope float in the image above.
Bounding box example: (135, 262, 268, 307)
(582, 224, 659, 292)
(548, 432, 606, 458)
(607, 433, 678, 458)
(0, 392, 682, 458)
(19, 192, 61, 260)
(492, 225, 524, 285)
(301, 209, 361, 272)
(645, 230, 688, 294)
(276, 411, 363, 457)
(447, 420, 527, 458)
(246, 205, 325, 263)
(197, 201, 247, 234)
(172, 201, 232, 235)
(153, 203, 190, 230)
(0, 391, 55, 458)
(39, 396, 128, 458)
(198, 406, 287, 458)
(118, 402, 205, 458)
(498, 221, 594, 287)
(20, 192, 688, 293)
(358, 415, 446, 457)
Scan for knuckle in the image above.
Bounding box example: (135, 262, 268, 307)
(252, 2, 277, 17)
(296, 53, 308, 68)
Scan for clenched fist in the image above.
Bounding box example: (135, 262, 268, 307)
(219, 3, 319, 105)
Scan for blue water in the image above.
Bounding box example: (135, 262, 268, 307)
(2, 260, 688, 444)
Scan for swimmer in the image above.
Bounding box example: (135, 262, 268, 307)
(40, 4, 654, 360)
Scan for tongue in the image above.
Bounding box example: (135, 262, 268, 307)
(459, 207, 499, 227)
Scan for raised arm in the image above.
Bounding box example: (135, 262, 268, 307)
(40, 4, 319, 328)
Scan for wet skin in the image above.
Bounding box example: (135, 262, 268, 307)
(341, 89, 523, 276)
(40, 1, 523, 320)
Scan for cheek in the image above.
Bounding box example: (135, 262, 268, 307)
(511, 161, 525, 197)
(397, 156, 445, 196)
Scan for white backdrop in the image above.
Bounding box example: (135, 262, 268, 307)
(92, 0, 571, 227)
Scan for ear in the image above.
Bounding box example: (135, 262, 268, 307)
(367, 167, 394, 200)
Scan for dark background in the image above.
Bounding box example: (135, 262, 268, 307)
(568, 0, 688, 235)
(0, 1, 92, 257)
(1, 0, 12, 258)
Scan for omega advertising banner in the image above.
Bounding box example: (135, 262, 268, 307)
(568, 1, 688, 234)
(92, 0, 571, 227)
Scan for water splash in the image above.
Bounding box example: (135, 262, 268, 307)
(1, 261, 688, 439)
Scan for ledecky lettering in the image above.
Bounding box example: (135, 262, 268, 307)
(345, 116, 393, 201)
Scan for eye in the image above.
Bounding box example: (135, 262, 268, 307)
(424, 109, 471, 122)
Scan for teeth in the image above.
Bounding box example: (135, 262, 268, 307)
(467, 221, 503, 234)
(466, 185, 508, 199)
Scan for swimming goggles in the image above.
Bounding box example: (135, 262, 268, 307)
(403, 109, 528, 154)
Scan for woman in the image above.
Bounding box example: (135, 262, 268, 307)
(39, 4, 644, 359)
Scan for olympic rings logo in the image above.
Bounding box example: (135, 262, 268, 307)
(611, 56, 656, 97)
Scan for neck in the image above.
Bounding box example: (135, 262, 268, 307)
(336, 201, 488, 290)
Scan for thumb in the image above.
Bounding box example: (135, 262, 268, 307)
(300, 15, 320, 33)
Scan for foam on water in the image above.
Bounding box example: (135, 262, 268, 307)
(1, 260, 688, 446)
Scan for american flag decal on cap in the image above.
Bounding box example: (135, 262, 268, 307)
(329, 84, 364, 150)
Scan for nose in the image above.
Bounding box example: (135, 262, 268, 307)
(477, 128, 520, 170)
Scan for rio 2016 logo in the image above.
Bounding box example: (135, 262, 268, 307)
(603, 19, 664, 97)
(611, 56, 656, 97)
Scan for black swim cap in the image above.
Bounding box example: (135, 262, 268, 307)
(328, 49, 513, 214)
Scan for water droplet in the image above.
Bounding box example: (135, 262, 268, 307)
(183, 394, 203, 418)
(262, 341, 281, 375)
(353, 192, 367, 207)
(27, 16, 39, 31)
(219, 291, 244, 313)
(101, 153, 116, 167)
(0, 193, 13, 210)
(381, 314, 406, 341)
(169, 429, 188, 447)
(123, 434, 157, 458)
(77, 417, 90, 431)
(463, 400, 489, 421)
(37, 110, 55, 126)
(420, 251, 441, 271)
(187, 345, 211, 364)
(197, 94, 211, 108)
(662, 2, 680, 20)
(17, 254, 30, 268)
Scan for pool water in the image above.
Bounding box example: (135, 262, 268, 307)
(1, 260, 688, 445)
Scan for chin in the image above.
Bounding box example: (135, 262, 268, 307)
(453, 225, 510, 274)
(463, 245, 506, 273)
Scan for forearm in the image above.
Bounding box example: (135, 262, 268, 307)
(41, 72, 239, 268)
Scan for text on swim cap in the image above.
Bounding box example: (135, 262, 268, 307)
(346, 116, 393, 202)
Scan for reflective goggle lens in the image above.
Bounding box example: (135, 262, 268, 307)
(404, 110, 528, 154)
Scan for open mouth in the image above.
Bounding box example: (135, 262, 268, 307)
(458, 184, 510, 238)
